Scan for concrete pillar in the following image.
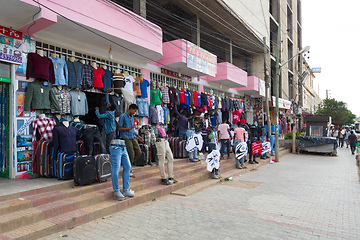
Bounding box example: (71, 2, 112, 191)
(133, 0, 146, 18)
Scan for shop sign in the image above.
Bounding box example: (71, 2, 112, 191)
(0, 76, 11, 83)
(186, 41, 217, 77)
(0, 26, 31, 66)
(272, 96, 292, 109)
(161, 68, 191, 81)
(258, 79, 265, 97)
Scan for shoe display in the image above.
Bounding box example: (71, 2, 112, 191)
(161, 178, 171, 185)
(168, 177, 178, 183)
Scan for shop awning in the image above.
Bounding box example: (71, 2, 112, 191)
(154, 39, 217, 77)
(201, 62, 247, 88)
(1, 0, 163, 64)
(234, 76, 264, 96)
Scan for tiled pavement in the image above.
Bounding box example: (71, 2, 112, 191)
(41, 147, 360, 240)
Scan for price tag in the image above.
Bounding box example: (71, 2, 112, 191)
(40, 88, 43, 94)
(55, 64, 58, 69)
(118, 101, 120, 105)
(61, 94, 64, 99)
(78, 95, 81, 101)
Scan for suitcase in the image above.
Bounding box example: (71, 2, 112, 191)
(134, 144, 149, 166)
(39, 141, 53, 177)
(150, 144, 158, 163)
(178, 140, 189, 158)
(74, 155, 96, 186)
(94, 154, 111, 182)
(56, 152, 76, 180)
(93, 142, 101, 155)
(168, 137, 180, 158)
(76, 140, 85, 155)
(32, 140, 41, 174)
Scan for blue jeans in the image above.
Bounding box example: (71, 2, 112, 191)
(179, 130, 187, 141)
(186, 129, 198, 160)
(109, 145, 131, 192)
(350, 144, 356, 153)
(136, 98, 149, 117)
(270, 135, 275, 155)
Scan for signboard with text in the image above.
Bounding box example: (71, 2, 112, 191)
(161, 68, 192, 81)
(186, 41, 217, 77)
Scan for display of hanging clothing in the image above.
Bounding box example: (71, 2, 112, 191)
(150, 88, 162, 106)
(52, 122, 78, 159)
(32, 117, 56, 142)
(67, 61, 83, 88)
(82, 64, 94, 90)
(121, 88, 136, 112)
(26, 52, 56, 83)
(93, 67, 105, 89)
(109, 94, 125, 117)
(102, 68, 114, 92)
(49, 56, 68, 86)
(160, 85, 170, 104)
(140, 79, 150, 98)
(50, 87, 71, 115)
(82, 125, 106, 155)
(24, 80, 61, 111)
(69, 90, 88, 116)
(112, 73, 125, 93)
(124, 75, 135, 93)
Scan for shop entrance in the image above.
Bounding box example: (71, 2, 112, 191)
(0, 62, 11, 178)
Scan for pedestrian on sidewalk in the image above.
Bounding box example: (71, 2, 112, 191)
(155, 124, 178, 185)
(339, 127, 346, 148)
(345, 127, 351, 148)
(118, 104, 144, 178)
(95, 89, 116, 153)
(218, 119, 232, 160)
(233, 121, 246, 169)
(348, 131, 358, 155)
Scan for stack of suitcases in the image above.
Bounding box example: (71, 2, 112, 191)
(33, 139, 111, 186)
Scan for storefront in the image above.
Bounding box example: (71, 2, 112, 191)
(0, 0, 163, 178)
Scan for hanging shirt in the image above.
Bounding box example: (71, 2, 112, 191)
(133, 76, 142, 96)
(50, 87, 71, 115)
(232, 110, 242, 125)
(193, 91, 199, 107)
(140, 79, 150, 98)
(201, 93, 208, 107)
(149, 105, 159, 124)
(189, 91, 194, 106)
(185, 91, 190, 106)
(168, 87, 176, 109)
(179, 90, 186, 104)
(210, 114, 216, 126)
(32, 117, 56, 142)
(207, 94, 212, 107)
(156, 105, 164, 124)
(49, 56, 68, 86)
(101, 68, 114, 92)
(70, 90, 88, 116)
(175, 88, 180, 105)
(160, 85, 170, 104)
(216, 110, 222, 125)
(26, 53, 55, 83)
(214, 96, 219, 109)
(93, 67, 105, 89)
(150, 88, 162, 106)
(124, 75, 135, 93)
(82, 64, 94, 90)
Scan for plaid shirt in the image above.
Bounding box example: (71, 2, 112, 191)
(32, 117, 56, 142)
(160, 85, 170, 104)
(82, 64, 94, 90)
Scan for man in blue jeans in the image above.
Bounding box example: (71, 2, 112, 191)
(109, 139, 133, 200)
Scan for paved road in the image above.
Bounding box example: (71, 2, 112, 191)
(42, 147, 360, 240)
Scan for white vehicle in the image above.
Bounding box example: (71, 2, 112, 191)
(354, 122, 360, 139)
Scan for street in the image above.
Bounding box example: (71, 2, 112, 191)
(42, 147, 360, 240)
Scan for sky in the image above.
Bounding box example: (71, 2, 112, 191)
(302, 0, 360, 117)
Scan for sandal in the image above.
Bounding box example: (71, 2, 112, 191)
(130, 171, 135, 178)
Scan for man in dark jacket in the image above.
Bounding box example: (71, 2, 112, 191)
(348, 131, 358, 155)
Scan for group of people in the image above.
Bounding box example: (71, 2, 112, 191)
(329, 126, 358, 154)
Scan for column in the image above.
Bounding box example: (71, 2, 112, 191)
(133, 0, 146, 18)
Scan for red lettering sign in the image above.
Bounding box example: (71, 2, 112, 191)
(0, 25, 23, 40)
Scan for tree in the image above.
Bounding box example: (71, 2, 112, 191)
(316, 98, 356, 126)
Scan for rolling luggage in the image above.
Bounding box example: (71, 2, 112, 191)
(76, 140, 85, 155)
(73, 155, 96, 186)
(169, 137, 181, 158)
(39, 141, 53, 177)
(94, 154, 111, 182)
(56, 152, 76, 180)
(150, 144, 158, 163)
(178, 140, 189, 158)
(93, 142, 101, 155)
(32, 140, 41, 174)
(134, 144, 149, 166)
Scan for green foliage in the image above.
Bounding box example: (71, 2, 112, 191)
(316, 98, 356, 126)
(284, 131, 305, 139)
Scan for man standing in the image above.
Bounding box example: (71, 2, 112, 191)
(118, 104, 144, 166)
(218, 119, 232, 159)
(173, 107, 188, 140)
(348, 131, 357, 155)
(339, 127, 346, 148)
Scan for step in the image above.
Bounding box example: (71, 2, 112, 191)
(0, 158, 267, 239)
(0, 160, 217, 234)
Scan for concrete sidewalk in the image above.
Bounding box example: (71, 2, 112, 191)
(41, 147, 360, 240)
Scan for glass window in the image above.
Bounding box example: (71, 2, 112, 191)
(309, 126, 323, 137)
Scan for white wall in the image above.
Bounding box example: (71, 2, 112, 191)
(221, 0, 270, 46)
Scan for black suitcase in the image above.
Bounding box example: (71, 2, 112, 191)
(150, 144, 158, 163)
(40, 141, 53, 177)
(94, 154, 111, 182)
(73, 155, 96, 186)
(76, 140, 85, 155)
(134, 144, 149, 166)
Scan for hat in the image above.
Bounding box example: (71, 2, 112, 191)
(240, 119, 246, 124)
(198, 108, 204, 113)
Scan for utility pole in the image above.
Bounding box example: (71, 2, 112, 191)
(263, 37, 271, 140)
(274, 24, 281, 162)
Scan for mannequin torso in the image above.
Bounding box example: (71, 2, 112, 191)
(37, 49, 44, 57)
(68, 57, 75, 62)
(91, 62, 97, 69)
